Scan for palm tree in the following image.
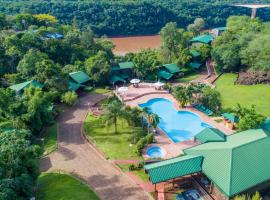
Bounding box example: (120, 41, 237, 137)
(102, 99, 123, 134)
(149, 113, 160, 131)
(141, 107, 160, 134)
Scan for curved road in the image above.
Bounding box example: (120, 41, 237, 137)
(40, 93, 150, 200)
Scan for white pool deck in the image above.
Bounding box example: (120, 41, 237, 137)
(118, 83, 235, 159)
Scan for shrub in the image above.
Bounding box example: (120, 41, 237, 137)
(145, 133, 154, 144)
(84, 86, 93, 92)
(136, 134, 154, 155)
(61, 91, 78, 106)
(137, 161, 144, 169)
(199, 87, 221, 113)
(129, 164, 136, 171)
(136, 137, 147, 155)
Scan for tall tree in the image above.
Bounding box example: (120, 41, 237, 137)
(0, 129, 41, 200)
(187, 18, 205, 35)
(102, 99, 123, 134)
(160, 22, 182, 62)
(17, 49, 48, 79)
(85, 51, 110, 85)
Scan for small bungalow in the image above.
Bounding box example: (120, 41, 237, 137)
(68, 71, 91, 91)
(157, 64, 181, 81)
(110, 61, 134, 85)
(211, 27, 227, 37)
(190, 34, 214, 45)
(9, 80, 44, 94)
(188, 49, 203, 70)
(145, 127, 270, 200)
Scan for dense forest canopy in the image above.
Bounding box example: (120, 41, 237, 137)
(1, 0, 270, 36)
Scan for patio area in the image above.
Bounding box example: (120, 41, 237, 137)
(124, 92, 235, 159)
(115, 82, 169, 102)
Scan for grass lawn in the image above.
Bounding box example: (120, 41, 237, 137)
(215, 73, 270, 117)
(37, 173, 99, 200)
(35, 124, 57, 156)
(93, 88, 111, 94)
(177, 72, 199, 83)
(117, 164, 149, 183)
(84, 114, 145, 160)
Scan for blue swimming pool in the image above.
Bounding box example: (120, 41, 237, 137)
(146, 146, 165, 158)
(139, 98, 212, 143)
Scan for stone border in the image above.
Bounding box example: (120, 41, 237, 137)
(124, 91, 169, 102)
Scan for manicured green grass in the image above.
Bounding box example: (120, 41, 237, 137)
(84, 114, 145, 160)
(117, 164, 149, 183)
(177, 72, 199, 83)
(35, 124, 57, 156)
(133, 170, 149, 182)
(92, 87, 111, 94)
(37, 173, 99, 200)
(43, 124, 57, 155)
(215, 73, 270, 117)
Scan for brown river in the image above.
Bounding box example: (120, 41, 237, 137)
(110, 35, 161, 55)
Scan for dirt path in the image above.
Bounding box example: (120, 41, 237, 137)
(40, 93, 150, 200)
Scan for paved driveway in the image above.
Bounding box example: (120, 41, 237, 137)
(40, 93, 150, 200)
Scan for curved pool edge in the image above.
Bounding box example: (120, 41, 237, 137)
(139, 98, 205, 123)
(143, 145, 166, 159)
(138, 98, 214, 143)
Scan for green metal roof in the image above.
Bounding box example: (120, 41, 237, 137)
(109, 75, 126, 84)
(190, 34, 214, 44)
(9, 80, 44, 92)
(222, 113, 239, 123)
(184, 128, 270, 197)
(68, 81, 81, 91)
(195, 128, 226, 143)
(157, 70, 173, 80)
(120, 73, 130, 79)
(69, 71, 90, 84)
(261, 118, 270, 132)
(188, 62, 202, 69)
(162, 64, 181, 74)
(112, 62, 134, 71)
(119, 62, 134, 69)
(144, 155, 203, 184)
(190, 50, 201, 58)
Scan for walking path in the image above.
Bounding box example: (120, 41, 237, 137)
(40, 93, 150, 200)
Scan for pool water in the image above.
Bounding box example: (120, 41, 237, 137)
(146, 146, 165, 158)
(139, 98, 212, 143)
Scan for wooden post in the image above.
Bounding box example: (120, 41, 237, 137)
(209, 181, 213, 194)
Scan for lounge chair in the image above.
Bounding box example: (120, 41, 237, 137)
(194, 104, 213, 116)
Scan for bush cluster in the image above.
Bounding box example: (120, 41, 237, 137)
(128, 161, 144, 171)
(136, 134, 154, 155)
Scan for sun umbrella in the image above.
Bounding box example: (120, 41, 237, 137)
(130, 79, 140, 84)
